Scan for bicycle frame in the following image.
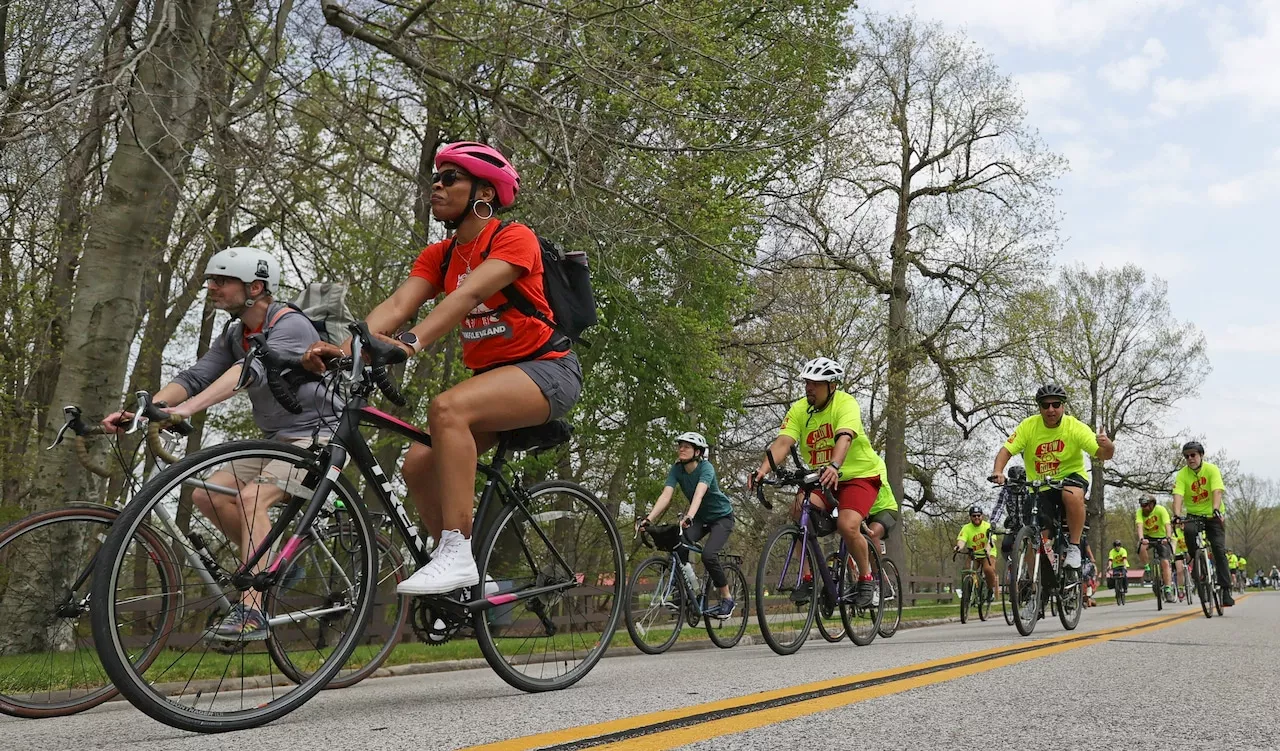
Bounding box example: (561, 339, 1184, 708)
(777, 492, 847, 609)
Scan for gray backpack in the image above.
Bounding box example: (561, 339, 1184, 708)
(271, 282, 357, 346)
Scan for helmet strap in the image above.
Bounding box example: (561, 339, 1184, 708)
(444, 182, 481, 231)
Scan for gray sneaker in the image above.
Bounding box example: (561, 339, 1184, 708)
(208, 604, 270, 642)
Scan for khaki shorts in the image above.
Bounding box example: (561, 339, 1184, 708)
(222, 438, 322, 499)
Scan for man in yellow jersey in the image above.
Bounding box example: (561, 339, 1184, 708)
(991, 384, 1115, 569)
(1237, 555, 1248, 591)
(1172, 441, 1233, 606)
(1136, 494, 1175, 603)
(1107, 541, 1130, 595)
(954, 506, 999, 598)
(750, 356, 882, 607)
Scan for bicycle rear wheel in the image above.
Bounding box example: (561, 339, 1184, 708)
(91, 440, 376, 733)
(755, 525, 817, 655)
(878, 557, 903, 638)
(0, 505, 176, 718)
(841, 544, 884, 647)
(266, 528, 408, 689)
(1011, 527, 1041, 636)
(474, 480, 623, 693)
(1001, 559, 1015, 626)
(624, 556, 683, 654)
(815, 552, 846, 642)
(704, 564, 748, 649)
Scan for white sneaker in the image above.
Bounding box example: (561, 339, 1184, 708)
(396, 530, 480, 595)
(1065, 545, 1082, 569)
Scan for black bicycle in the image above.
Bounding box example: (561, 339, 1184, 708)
(955, 549, 993, 624)
(754, 447, 884, 653)
(1000, 476, 1083, 636)
(1183, 524, 1222, 619)
(1140, 536, 1171, 612)
(624, 524, 748, 653)
(90, 322, 623, 732)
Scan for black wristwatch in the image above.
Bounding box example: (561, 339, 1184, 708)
(396, 331, 420, 354)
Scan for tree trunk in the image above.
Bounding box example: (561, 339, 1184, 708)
(883, 140, 914, 570)
(2, 0, 221, 650)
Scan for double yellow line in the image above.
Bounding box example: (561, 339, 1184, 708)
(463, 608, 1205, 751)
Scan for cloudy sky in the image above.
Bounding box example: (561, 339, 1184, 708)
(863, 0, 1280, 482)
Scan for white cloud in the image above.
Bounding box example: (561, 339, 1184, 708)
(1152, 0, 1280, 116)
(1212, 322, 1280, 354)
(862, 0, 1185, 50)
(1098, 38, 1168, 91)
(1014, 70, 1087, 134)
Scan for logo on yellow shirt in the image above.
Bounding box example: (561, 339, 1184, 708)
(1034, 439, 1066, 476)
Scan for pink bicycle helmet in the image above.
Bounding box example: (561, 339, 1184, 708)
(434, 141, 521, 207)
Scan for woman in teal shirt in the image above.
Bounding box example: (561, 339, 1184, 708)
(637, 431, 736, 617)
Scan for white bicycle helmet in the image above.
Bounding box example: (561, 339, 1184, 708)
(674, 431, 709, 450)
(205, 247, 280, 294)
(798, 356, 844, 382)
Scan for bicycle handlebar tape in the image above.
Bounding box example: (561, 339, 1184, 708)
(372, 367, 408, 407)
(266, 366, 304, 414)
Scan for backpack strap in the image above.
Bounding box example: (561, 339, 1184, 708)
(436, 236, 461, 290)
(264, 302, 307, 335)
(463, 222, 569, 339)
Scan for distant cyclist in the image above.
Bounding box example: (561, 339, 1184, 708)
(954, 506, 999, 600)
(1172, 526, 1189, 601)
(1237, 555, 1248, 591)
(749, 356, 882, 608)
(1270, 565, 1279, 588)
(636, 431, 736, 618)
(990, 384, 1115, 569)
(1136, 494, 1175, 604)
(1172, 441, 1233, 606)
(1107, 541, 1129, 596)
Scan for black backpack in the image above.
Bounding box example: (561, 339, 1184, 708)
(439, 221, 598, 347)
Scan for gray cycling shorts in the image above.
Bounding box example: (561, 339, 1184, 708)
(867, 508, 899, 534)
(514, 351, 583, 421)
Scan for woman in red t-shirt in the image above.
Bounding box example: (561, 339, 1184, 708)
(303, 142, 582, 595)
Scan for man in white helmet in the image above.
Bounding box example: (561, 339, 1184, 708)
(102, 247, 339, 641)
(748, 356, 883, 608)
(636, 431, 737, 617)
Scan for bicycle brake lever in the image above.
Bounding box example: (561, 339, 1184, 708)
(47, 405, 80, 449)
(126, 391, 151, 435)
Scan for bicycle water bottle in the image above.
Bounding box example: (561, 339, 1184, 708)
(681, 561, 700, 595)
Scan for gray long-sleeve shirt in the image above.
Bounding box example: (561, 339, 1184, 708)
(171, 302, 341, 440)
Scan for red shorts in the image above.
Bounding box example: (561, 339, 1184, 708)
(831, 476, 880, 517)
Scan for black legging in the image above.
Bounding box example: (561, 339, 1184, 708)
(676, 515, 735, 589)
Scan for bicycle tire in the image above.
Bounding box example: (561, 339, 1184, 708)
(1196, 555, 1212, 619)
(815, 552, 846, 642)
(266, 529, 408, 689)
(1001, 559, 1014, 626)
(0, 504, 177, 719)
(1056, 566, 1082, 630)
(1011, 527, 1041, 636)
(841, 543, 884, 647)
(1153, 557, 1164, 612)
(959, 576, 972, 624)
(90, 440, 377, 733)
(1213, 582, 1223, 616)
(877, 557, 903, 638)
(977, 575, 991, 622)
(704, 564, 748, 649)
(473, 480, 623, 693)
(625, 556, 683, 654)
(755, 525, 818, 656)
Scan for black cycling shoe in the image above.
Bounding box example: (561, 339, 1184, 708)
(790, 580, 813, 605)
(1222, 590, 1235, 607)
(853, 579, 875, 608)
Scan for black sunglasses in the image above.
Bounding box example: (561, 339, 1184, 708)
(432, 169, 469, 187)
(1183, 453, 1199, 459)
(1039, 401, 1063, 410)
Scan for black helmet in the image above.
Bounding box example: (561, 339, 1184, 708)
(1007, 465, 1026, 481)
(1140, 493, 1156, 506)
(1113, 540, 1122, 547)
(1182, 441, 1204, 455)
(968, 505, 983, 516)
(1035, 384, 1068, 403)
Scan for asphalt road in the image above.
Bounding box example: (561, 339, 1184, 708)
(6, 593, 1277, 750)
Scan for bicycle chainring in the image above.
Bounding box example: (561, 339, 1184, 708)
(411, 597, 463, 646)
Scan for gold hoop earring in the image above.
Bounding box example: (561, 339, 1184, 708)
(472, 201, 494, 220)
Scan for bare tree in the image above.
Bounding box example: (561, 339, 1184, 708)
(1226, 473, 1279, 563)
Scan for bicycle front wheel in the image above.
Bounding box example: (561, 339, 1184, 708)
(1001, 559, 1015, 626)
(755, 525, 817, 655)
(704, 564, 748, 649)
(1011, 527, 1041, 636)
(0, 504, 177, 718)
(624, 556, 683, 654)
(474, 480, 623, 693)
(878, 557, 903, 638)
(90, 440, 376, 733)
(266, 528, 408, 689)
(1056, 566, 1082, 630)
(959, 576, 972, 624)
(977, 575, 991, 622)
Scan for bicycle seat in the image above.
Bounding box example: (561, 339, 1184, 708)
(501, 420, 573, 453)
